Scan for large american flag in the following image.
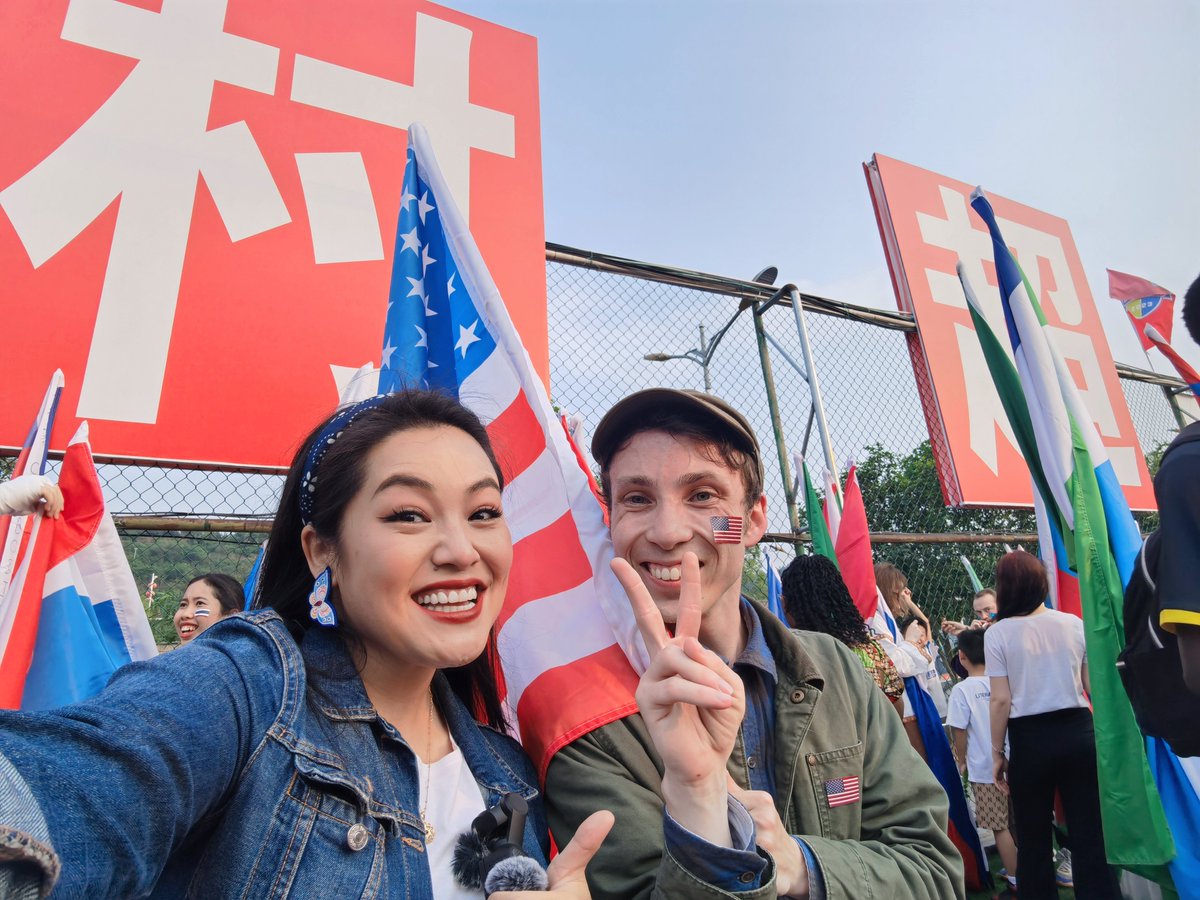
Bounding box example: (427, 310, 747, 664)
(381, 124, 648, 776)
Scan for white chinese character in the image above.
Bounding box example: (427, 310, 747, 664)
(917, 186, 1140, 485)
(291, 13, 515, 234)
(0, 0, 289, 424)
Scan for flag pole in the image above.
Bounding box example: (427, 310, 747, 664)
(788, 286, 839, 483)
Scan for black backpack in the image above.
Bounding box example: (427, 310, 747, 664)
(1116, 529, 1200, 757)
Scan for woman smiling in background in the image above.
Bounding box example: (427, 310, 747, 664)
(173, 573, 243, 643)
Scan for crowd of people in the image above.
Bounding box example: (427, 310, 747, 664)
(0, 278, 1197, 899)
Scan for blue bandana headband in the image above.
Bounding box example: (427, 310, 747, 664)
(299, 395, 389, 526)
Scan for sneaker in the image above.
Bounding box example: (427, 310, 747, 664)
(1054, 849, 1073, 888)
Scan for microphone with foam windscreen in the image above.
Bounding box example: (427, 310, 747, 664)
(451, 792, 548, 896)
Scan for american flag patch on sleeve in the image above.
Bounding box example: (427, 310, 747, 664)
(710, 516, 743, 543)
(825, 776, 861, 807)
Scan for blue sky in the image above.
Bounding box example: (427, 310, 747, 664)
(447, 0, 1200, 371)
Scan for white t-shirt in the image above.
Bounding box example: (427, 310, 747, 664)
(984, 609, 1088, 718)
(946, 675, 1002, 783)
(419, 743, 488, 899)
(894, 640, 948, 718)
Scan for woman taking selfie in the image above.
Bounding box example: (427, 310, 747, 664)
(0, 391, 611, 899)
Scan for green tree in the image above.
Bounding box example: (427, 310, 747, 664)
(121, 530, 263, 647)
(741, 545, 768, 605)
(796, 441, 1038, 629)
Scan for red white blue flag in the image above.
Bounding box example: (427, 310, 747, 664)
(1108, 269, 1176, 351)
(0, 424, 156, 710)
(1108, 269, 1200, 400)
(381, 124, 647, 776)
(0, 370, 63, 605)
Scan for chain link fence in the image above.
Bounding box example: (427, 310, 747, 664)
(541, 244, 1186, 643)
(23, 243, 1187, 649)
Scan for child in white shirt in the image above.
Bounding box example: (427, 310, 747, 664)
(947, 628, 1018, 890)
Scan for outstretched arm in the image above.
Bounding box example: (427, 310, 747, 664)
(0, 474, 63, 518)
(0, 618, 286, 896)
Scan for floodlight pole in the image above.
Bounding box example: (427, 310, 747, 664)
(643, 324, 713, 392)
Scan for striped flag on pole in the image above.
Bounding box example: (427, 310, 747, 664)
(962, 189, 1175, 883)
(0, 424, 156, 710)
(381, 124, 646, 776)
(801, 461, 837, 564)
(834, 466, 878, 621)
(0, 370, 63, 606)
(762, 550, 785, 622)
(1107, 270, 1200, 399)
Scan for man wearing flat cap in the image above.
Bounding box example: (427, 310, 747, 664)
(544, 389, 963, 899)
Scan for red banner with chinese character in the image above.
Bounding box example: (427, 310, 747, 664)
(0, 0, 544, 468)
(866, 154, 1154, 511)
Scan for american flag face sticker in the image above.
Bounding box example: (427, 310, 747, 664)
(825, 776, 861, 808)
(710, 516, 743, 544)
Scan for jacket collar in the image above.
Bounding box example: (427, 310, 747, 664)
(747, 597, 825, 690)
(301, 626, 378, 720)
(734, 596, 778, 683)
(299, 626, 537, 800)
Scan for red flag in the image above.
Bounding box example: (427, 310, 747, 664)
(1107, 269, 1175, 351)
(1146, 334, 1200, 398)
(0, 427, 157, 711)
(834, 466, 878, 620)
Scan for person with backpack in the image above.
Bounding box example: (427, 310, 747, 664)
(1117, 273, 1200, 755)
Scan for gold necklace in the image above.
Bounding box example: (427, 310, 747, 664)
(420, 690, 436, 844)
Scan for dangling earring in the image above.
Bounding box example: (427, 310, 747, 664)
(308, 566, 337, 627)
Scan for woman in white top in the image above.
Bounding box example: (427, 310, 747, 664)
(896, 615, 948, 718)
(986, 550, 1119, 900)
(873, 563, 949, 749)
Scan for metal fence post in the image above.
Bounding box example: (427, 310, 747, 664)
(751, 302, 800, 531)
(788, 287, 839, 482)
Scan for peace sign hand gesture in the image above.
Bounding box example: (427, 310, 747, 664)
(611, 552, 744, 847)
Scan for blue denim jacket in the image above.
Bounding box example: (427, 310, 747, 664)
(0, 610, 548, 898)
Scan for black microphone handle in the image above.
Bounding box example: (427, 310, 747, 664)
(503, 793, 529, 848)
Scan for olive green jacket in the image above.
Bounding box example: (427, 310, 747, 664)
(545, 601, 965, 900)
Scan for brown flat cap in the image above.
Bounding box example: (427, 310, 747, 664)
(591, 388, 763, 479)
